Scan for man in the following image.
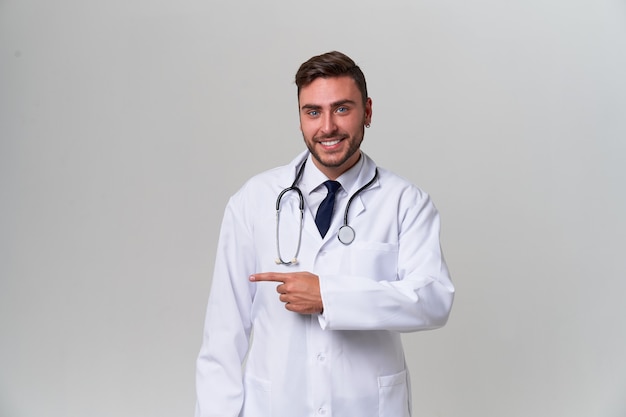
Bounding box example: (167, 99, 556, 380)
(195, 51, 454, 417)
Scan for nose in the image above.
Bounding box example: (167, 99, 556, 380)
(320, 112, 338, 135)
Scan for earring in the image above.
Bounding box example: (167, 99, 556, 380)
(365, 123, 371, 128)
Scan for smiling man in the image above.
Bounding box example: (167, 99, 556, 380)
(298, 74, 371, 179)
(195, 51, 455, 417)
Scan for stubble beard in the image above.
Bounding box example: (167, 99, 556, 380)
(305, 126, 365, 170)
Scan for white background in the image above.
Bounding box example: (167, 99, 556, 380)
(1, 1, 625, 416)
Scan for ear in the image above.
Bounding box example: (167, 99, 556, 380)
(364, 97, 373, 126)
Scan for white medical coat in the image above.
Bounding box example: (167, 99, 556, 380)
(195, 151, 454, 417)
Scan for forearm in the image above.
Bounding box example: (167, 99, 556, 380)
(318, 266, 454, 331)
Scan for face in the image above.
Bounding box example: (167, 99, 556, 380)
(298, 76, 372, 179)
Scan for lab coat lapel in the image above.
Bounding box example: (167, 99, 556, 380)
(345, 154, 380, 223)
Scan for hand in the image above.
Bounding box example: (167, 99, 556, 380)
(249, 272, 323, 315)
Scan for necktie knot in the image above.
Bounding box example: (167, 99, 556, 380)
(315, 180, 341, 238)
(324, 180, 341, 195)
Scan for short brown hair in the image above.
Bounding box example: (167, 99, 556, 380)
(295, 51, 368, 104)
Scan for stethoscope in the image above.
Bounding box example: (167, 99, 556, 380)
(275, 157, 378, 265)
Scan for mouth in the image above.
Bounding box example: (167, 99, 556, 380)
(317, 135, 347, 148)
(320, 139, 342, 146)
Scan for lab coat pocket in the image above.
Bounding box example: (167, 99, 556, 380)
(348, 242, 399, 282)
(378, 369, 410, 417)
(242, 374, 271, 416)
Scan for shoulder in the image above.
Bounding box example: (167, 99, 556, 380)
(375, 165, 431, 204)
(372, 167, 441, 230)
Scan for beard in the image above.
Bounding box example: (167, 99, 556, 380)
(304, 126, 365, 170)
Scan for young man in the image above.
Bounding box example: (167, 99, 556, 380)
(195, 51, 454, 417)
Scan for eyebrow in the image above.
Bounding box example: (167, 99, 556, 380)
(300, 99, 357, 111)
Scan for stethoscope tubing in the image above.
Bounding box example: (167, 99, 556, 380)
(274, 155, 377, 264)
(275, 185, 305, 265)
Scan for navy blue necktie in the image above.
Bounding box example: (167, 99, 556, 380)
(315, 180, 341, 238)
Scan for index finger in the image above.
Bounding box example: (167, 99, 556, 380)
(249, 272, 290, 283)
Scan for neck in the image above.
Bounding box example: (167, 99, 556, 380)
(313, 151, 362, 180)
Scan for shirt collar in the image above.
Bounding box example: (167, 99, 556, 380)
(300, 152, 365, 196)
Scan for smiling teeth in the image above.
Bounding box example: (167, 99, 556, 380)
(321, 139, 341, 146)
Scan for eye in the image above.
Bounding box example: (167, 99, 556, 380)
(307, 110, 319, 117)
(336, 106, 348, 113)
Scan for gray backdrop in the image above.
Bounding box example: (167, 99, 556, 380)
(1, 1, 625, 416)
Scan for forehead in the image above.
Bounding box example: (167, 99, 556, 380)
(298, 76, 361, 106)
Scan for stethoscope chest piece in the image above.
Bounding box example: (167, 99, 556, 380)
(337, 225, 356, 245)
